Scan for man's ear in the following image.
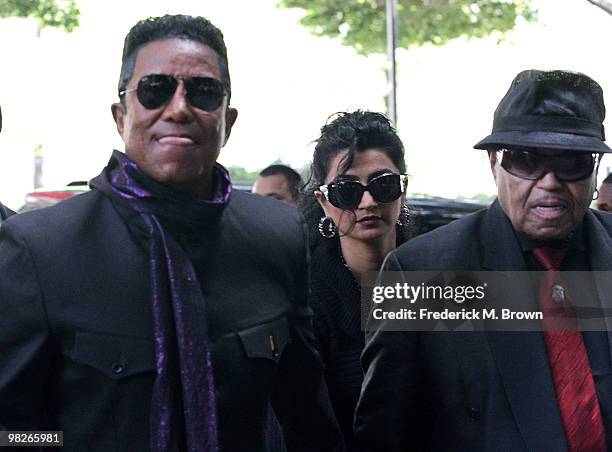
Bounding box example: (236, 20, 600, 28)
(111, 102, 126, 138)
(223, 107, 238, 146)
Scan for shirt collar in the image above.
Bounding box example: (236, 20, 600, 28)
(515, 221, 587, 253)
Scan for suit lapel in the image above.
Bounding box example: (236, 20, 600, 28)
(584, 210, 612, 374)
(480, 201, 526, 272)
(486, 332, 568, 451)
(584, 210, 612, 272)
(481, 201, 568, 451)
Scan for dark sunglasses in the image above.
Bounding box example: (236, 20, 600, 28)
(319, 173, 408, 210)
(497, 148, 598, 182)
(119, 74, 226, 112)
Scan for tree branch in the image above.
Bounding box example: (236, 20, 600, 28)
(586, 0, 612, 15)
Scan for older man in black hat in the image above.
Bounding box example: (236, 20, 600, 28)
(355, 70, 612, 451)
(0, 106, 16, 224)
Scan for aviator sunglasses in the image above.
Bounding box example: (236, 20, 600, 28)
(319, 173, 408, 210)
(119, 74, 226, 112)
(497, 148, 598, 182)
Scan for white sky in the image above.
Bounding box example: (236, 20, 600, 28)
(1, 0, 611, 209)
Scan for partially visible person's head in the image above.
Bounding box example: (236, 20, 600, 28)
(596, 173, 612, 212)
(111, 15, 237, 198)
(252, 164, 302, 206)
(475, 70, 610, 240)
(308, 110, 407, 246)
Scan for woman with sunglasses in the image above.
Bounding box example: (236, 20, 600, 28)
(300, 110, 410, 450)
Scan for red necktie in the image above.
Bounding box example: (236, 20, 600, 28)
(532, 247, 607, 452)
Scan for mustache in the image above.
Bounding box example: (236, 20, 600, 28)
(527, 197, 570, 208)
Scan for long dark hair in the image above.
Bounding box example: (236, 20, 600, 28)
(300, 110, 411, 251)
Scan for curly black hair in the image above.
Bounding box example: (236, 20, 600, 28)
(117, 14, 231, 104)
(300, 110, 410, 251)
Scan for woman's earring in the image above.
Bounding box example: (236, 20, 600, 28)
(318, 216, 337, 238)
(397, 203, 410, 226)
(593, 188, 600, 201)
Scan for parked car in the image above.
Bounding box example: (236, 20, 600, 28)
(19, 182, 255, 213)
(19, 181, 89, 213)
(19, 182, 490, 234)
(408, 195, 490, 235)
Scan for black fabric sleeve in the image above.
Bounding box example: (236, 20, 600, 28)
(271, 310, 345, 452)
(354, 251, 424, 452)
(270, 224, 345, 452)
(310, 295, 333, 369)
(0, 221, 53, 430)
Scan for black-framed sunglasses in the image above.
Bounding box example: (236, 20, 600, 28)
(497, 148, 598, 182)
(119, 74, 227, 112)
(319, 173, 408, 210)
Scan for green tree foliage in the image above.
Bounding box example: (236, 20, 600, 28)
(468, 193, 496, 202)
(228, 166, 260, 184)
(0, 0, 80, 32)
(277, 0, 537, 54)
(229, 161, 310, 187)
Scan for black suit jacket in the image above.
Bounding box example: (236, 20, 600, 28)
(355, 201, 612, 451)
(0, 189, 344, 452)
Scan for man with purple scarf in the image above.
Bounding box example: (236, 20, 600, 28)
(0, 15, 344, 452)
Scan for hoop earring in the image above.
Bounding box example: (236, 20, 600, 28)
(318, 216, 337, 239)
(593, 188, 600, 201)
(397, 203, 410, 226)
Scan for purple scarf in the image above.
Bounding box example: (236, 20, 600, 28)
(90, 150, 232, 452)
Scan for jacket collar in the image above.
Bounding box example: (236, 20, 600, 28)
(480, 200, 528, 271)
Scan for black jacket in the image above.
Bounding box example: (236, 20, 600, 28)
(0, 189, 344, 452)
(355, 201, 612, 451)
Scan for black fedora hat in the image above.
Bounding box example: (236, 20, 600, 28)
(474, 69, 611, 153)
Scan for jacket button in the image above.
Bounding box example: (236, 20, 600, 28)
(112, 363, 125, 375)
(468, 406, 480, 421)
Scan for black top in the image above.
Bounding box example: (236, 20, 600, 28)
(310, 238, 365, 451)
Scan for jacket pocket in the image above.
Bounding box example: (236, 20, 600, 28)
(69, 331, 156, 379)
(237, 316, 291, 363)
